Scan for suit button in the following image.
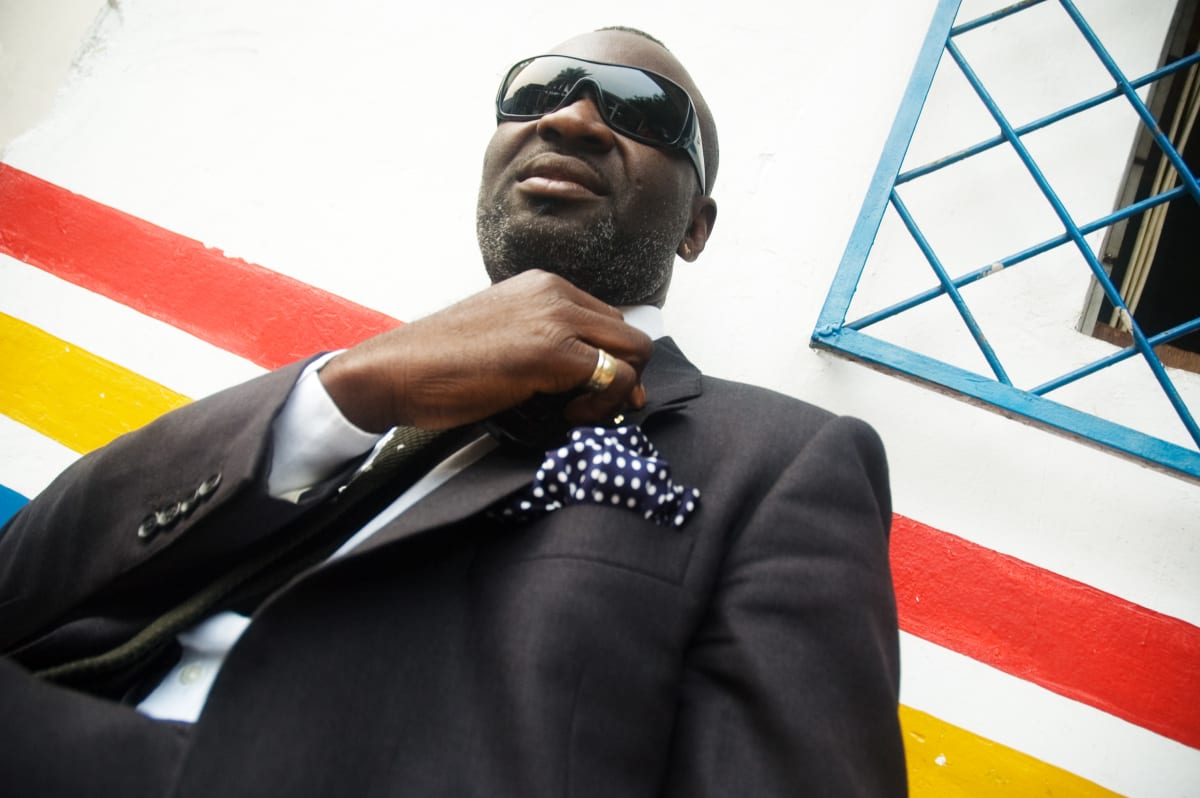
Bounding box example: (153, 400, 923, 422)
(195, 473, 222, 499)
(137, 516, 158, 540)
(155, 505, 180, 527)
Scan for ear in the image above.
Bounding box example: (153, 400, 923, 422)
(677, 195, 718, 262)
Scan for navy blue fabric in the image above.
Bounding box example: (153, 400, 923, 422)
(491, 424, 701, 528)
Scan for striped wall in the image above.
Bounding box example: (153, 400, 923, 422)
(2, 1, 1198, 794)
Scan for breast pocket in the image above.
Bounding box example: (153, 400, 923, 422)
(474, 503, 697, 586)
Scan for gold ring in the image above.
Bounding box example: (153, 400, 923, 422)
(585, 348, 618, 392)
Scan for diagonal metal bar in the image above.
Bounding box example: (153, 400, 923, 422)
(897, 52, 1200, 185)
(813, 0, 964, 336)
(813, 327, 1200, 481)
(847, 185, 1187, 330)
(1031, 316, 1200, 396)
(950, 0, 1048, 36)
(947, 38, 1200, 447)
(1059, 0, 1200, 206)
(889, 188, 1013, 384)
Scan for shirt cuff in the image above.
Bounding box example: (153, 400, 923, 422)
(267, 353, 383, 500)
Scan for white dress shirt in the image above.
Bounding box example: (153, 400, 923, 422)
(137, 305, 664, 722)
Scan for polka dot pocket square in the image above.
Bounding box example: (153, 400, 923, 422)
(490, 425, 701, 529)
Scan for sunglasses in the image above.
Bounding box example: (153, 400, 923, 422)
(496, 54, 706, 191)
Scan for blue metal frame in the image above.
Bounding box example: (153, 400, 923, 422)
(813, 0, 1200, 481)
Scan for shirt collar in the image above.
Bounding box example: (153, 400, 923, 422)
(618, 305, 666, 340)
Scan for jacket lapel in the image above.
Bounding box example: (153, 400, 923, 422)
(337, 337, 703, 560)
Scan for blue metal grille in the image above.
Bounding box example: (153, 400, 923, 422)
(813, 0, 1200, 481)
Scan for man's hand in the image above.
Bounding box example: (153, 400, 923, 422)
(318, 271, 653, 433)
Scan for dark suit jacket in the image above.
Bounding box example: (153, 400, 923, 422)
(0, 339, 905, 797)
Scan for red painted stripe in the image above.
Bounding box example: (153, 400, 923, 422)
(0, 164, 400, 369)
(892, 514, 1200, 749)
(3, 163, 1198, 749)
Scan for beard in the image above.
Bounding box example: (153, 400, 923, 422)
(476, 198, 686, 306)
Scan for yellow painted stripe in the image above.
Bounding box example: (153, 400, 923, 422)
(0, 312, 190, 453)
(902, 705, 1122, 797)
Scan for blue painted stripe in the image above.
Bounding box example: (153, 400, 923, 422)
(0, 484, 28, 529)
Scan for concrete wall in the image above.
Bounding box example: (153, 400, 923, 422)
(2, 0, 1197, 793)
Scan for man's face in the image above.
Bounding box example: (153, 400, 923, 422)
(476, 31, 708, 306)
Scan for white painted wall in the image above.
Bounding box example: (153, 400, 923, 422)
(0, 0, 106, 151)
(3, 0, 1198, 793)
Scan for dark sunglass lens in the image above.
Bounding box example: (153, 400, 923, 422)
(501, 58, 590, 116)
(499, 57, 692, 146)
(602, 92, 683, 143)
(593, 68, 688, 143)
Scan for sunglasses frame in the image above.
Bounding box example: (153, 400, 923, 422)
(495, 54, 706, 191)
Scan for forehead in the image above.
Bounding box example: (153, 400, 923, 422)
(548, 31, 688, 88)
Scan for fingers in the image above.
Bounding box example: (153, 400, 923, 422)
(564, 350, 645, 425)
(512, 271, 652, 373)
(319, 270, 656, 433)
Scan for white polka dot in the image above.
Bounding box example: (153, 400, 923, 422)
(557, 447, 569, 458)
(520, 501, 531, 510)
(611, 494, 621, 504)
(533, 487, 544, 498)
(574, 442, 585, 452)
(577, 459, 587, 471)
(631, 461, 641, 471)
(613, 475, 624, 487)
(686, 501, 695, 511)
(627, 497, 638, 508)
(592, 490, 605, 502)
(646, 463, 656, 474)
(646, 484, 656, 495)
(557, 472, 568, 483)
(572, 430, 583, 440)
(575, 489, 586, 500)
(631, 477, 641, 490)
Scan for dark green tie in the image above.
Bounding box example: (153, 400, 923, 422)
(36, 425, 468, 691)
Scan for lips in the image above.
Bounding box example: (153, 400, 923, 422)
(515, 153, 609, 199)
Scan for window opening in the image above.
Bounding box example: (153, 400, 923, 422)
(813, 0, 1200, 481)
(1084, 0, 1200, 368)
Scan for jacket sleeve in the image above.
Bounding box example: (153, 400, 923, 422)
(0, 358, 329, 651)
(662, 415, 907, 796)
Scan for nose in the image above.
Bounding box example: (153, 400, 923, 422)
(535, 85, 616, 152)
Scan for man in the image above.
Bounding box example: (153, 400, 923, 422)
(0, 27, 906, 797)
